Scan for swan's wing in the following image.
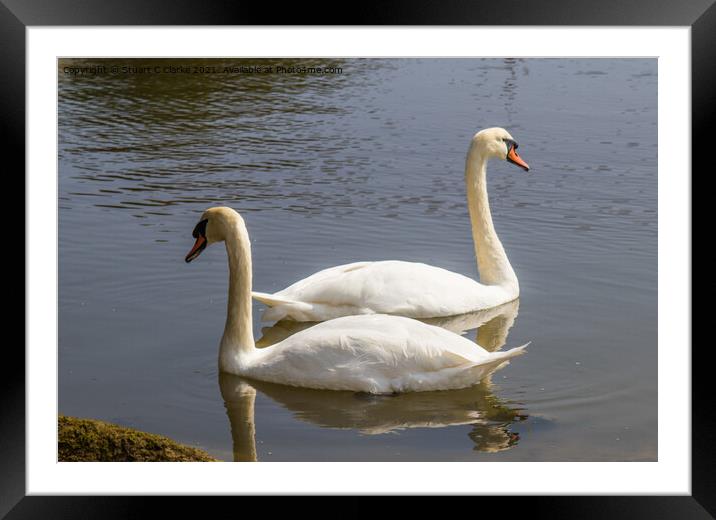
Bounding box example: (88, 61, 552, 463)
(251, 314, 527, 393)
(272, 261, 373, 296)
(260, 260, 506, 319)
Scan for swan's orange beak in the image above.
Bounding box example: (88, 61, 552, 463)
(507, 146, 530, 172)
(185, 236, 207, 263)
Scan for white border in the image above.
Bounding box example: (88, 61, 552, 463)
(27, 27, 690, 495)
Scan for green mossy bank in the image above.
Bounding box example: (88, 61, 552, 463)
(58, 415, 218, 462)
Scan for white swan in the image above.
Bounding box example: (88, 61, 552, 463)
(252, 127, 530, 322)
(185, 206, 528, 394)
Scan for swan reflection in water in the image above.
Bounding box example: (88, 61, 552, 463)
(222, 300, 526, 461)
(256, 299, 521, 349)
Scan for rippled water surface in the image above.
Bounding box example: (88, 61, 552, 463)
(59, 58, 657, 461)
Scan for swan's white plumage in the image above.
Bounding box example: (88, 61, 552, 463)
(242, 314, 527, 393)
(186, 206, 528, 394)
(254, 261, 514, 322)
(252, 127, 527, 322)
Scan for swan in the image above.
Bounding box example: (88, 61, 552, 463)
(221, 307, 526, 460)
(252, 127, 530, 322)
(185, 206, 528, 394)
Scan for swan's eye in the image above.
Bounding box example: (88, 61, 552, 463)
(192, 219, 208, 239)
(502, 138, 518, 152)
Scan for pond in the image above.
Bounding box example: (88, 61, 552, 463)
(59, 57, 657, 461)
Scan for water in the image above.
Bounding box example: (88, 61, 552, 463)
(58, 58, 657, 461)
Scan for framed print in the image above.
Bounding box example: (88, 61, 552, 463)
(5, 0, 711, 515)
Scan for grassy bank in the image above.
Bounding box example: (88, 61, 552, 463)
(58, 415, 219, 462)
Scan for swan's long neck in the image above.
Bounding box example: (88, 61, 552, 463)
(219, 219, 255, 372)
(465, 144, 519, 291)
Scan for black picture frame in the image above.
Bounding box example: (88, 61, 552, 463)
(4, 0, 709, 515)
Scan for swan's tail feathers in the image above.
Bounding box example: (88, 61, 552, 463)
(488, 341, 529, 364)
(251, 292, 314, 322)
(498, 341, 530, 360)
(471, 342, 530, 371)
(251, 291, 295, 307)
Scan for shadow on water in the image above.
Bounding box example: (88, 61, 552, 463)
(222, 301, 527, 461)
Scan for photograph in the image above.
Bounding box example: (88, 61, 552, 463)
(57, 57, 657, 463)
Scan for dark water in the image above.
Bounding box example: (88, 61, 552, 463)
(58, 58, 657, 461)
